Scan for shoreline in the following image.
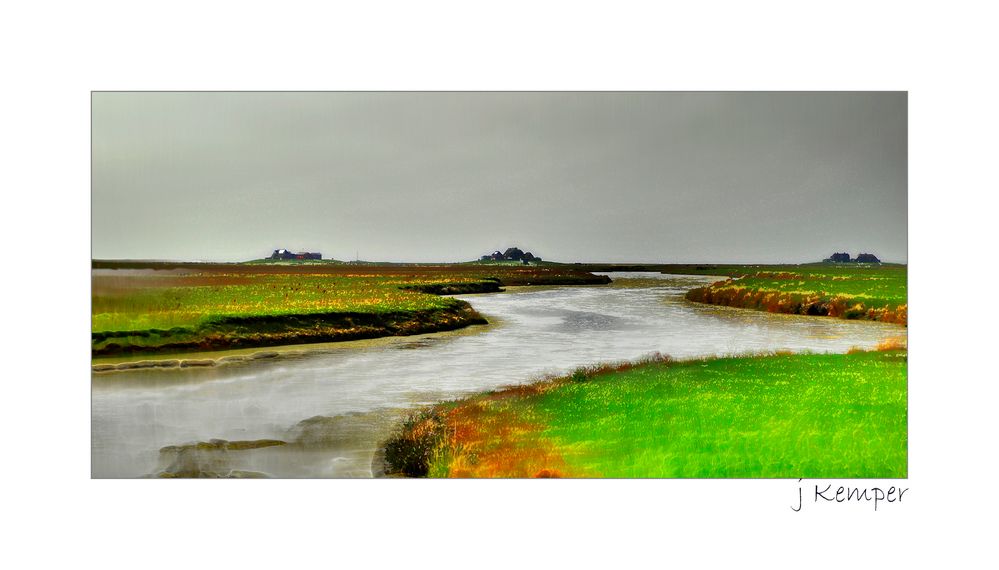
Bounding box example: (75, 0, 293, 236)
(92, 303, 512, 374)
(93, 303, 487, 358)
(92, 311, 502, 374)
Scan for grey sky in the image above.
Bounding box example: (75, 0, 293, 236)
(92, 92, 906, 263)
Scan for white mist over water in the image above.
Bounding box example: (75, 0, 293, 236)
(91, 273, 904, 478)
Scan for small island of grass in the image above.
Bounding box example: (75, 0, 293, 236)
(91, 260, 611, 358)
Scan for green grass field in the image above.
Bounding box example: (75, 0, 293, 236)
(682, 263, 907, 324)
(384, 349, 907, 478)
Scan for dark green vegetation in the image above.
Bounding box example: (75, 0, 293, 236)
(681, 263, 907, 325)
(160, 439, 287, 453)
(92, 262, 610, 357)
(384, 349, 907, 478)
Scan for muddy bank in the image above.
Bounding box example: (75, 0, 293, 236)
(400, 279, 503, 295)
(93, 353, 274, 372)
(93, 303, 488, 358)
(150, 410, 404, 478)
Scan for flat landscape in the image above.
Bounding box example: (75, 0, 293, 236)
(93, 260, 906, 478)
(91, 262, 609, 356)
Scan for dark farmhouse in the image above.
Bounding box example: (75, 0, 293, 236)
(480, 247, 541, 264)
(270, 249, 322, 261)
(823, 252, 881, 263)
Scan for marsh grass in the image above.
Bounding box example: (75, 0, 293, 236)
(92, 265, 609, 332)
(92, 264, 609, 355)
(385, 349, 907, 478)
(684, 264, 907, 325)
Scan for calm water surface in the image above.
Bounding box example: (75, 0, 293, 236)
(91, 273, 904, 478)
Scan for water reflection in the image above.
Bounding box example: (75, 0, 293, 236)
(92, 272, 904, 478)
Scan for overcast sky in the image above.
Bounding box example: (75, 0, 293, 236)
(92, 92, 906, 263)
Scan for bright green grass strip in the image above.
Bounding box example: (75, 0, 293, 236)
(530, 351, 906, 478)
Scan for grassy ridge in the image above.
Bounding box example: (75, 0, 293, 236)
(92, 263, 610, 356)
(683, 263, 907, 325)
(93, 305, 487, 356)
(384, 348, 907, 478)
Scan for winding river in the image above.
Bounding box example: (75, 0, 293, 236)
(91, 273, 904, 478)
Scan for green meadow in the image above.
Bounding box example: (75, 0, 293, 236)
(385, 349, 907, 478)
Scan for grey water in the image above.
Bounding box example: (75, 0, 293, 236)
(91, 273, 904, 478)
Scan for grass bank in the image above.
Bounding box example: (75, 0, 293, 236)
(682, 263, 907, 325)
(92, 263, 610, 357)
(383, 347, 907, 478)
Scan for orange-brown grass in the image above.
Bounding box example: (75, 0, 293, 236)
(385, 354, 676, 478)
(440, 400, 570, 478)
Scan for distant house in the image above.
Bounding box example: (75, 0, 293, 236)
(826, 252, 852, 263)
(482, 247, 541, 263)
(270, 249, 321, 261)
(823, 252, 881, 264)
(503, 247, 525, 261)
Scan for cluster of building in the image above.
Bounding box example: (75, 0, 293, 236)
(824, 252, 881, 263)
(269, 249, 322, 261)
(480, 247, 541, 263)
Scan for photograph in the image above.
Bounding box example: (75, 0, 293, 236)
(91, 91, 907, 479)
(9, 1, 999, 566)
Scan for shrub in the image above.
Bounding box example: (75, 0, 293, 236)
(383, 410, 447, 477)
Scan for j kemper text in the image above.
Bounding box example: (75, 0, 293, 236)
(791, 480, 909, 512)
